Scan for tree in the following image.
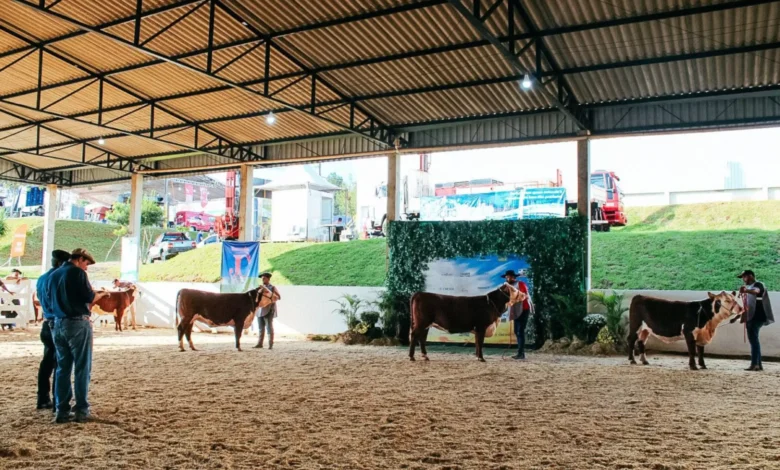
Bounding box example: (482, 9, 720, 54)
(326, 172, 357, 220)
(106, 199, 163, 228)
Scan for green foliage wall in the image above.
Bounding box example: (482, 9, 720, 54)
(386, 218, 587, 345)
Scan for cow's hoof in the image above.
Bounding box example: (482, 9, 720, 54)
(422, 355, 429, 361)
(237, 348, 243, 352)
(641, 360, 650, 366)
(178, 348, 185, 352)
(689, 365, 699, 371)
(478, 357, 486, 363)
(409, 356, 415, 362)
(698, 364, 707, 370)
(630, 359, 637, 365)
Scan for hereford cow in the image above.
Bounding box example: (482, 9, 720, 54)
(176, 286, 278, 352)
(91, 286, 137, 332)
(409, 283, 524, 362)
(627, 291, 743, 370)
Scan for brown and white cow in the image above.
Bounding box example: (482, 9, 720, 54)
(627, 291, 743, 370)
(176, 286, 278, 352)
(91, 286, 137, 332)
(409, 283, 524, 362)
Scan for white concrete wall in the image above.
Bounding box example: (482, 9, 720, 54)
(93, 282, 382, 337)
(624, 186, 780, 207)
(592, 289, 780, 357)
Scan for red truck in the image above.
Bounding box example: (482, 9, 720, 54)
(590, 170, 627, 226)
(174, 211, 216, 232)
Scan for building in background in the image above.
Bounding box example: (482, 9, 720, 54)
(724, 161, 746, 189)
(256, 165, 339, 242)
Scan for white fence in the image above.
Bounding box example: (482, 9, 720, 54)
(119, 282, 381, 336)
(624, 186, 780, 207)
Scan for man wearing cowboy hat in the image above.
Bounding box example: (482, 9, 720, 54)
(738, 269, 774, 371)
(49, 248, 107, 423)
(254, 272, 281, 349)
(501, 269, 533, 360)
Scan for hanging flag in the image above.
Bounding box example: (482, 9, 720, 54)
(220, 241, 260, 293)
(200, 186, 208, 208)
(185, 184, 193, 203)
(9, 224, 27, 258)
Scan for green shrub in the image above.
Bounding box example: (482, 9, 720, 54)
(588, 291, 629, 347)
(583, 313, 607, 343)
(552, 292, 587, 340)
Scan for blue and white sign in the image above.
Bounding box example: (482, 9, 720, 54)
(523, 187, 567, 219)
(420, 187, 566, 221)
(220, 241, 260, 293)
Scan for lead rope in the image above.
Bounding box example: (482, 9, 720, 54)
(742, 293, 748, 344)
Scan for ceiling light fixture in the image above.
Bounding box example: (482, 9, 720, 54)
(98, 137, 105, 145)
(266, 111, 276, 125)
(521, 74, 533, 90)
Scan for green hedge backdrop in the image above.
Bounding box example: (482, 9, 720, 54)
(386, 217, 588, 346)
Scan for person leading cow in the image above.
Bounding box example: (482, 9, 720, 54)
(501, 270, 534, 360)
(738, 269, 774, 371)
(254, 272, 281, 349)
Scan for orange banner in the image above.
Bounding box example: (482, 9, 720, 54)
(9, 224, 27, 258)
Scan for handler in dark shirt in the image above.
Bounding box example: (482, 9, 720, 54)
(50, 248, 106, 423)
(739, 270, 774, 371)
(35, 249, 71, 410)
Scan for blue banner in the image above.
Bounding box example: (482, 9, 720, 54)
(420, 187, 566, 221)
(220, 241, 260, 293)
(522, 187, 567, 219)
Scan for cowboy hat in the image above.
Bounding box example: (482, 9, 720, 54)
(500, 270, 519, 278)
(259, 272, 273, 279)
(71, 248, 96, 265)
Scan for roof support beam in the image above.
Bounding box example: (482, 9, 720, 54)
(509, 0, 584, 124)
(446, 0, 588, 130)
(0, 21, 264, 163)
(0, 157, 72, 186)
(11, 0, 393, 148)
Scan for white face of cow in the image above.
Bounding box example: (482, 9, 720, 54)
(500, 282, 526, 307)
(707, 291, 744, 318)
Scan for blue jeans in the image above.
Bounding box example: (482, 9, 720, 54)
(513, 310, 530, 357)
(258, 315, 274, 335)
(53, 317, 93, 417)
(746, 321, 763, 367)
(37, 320, 57, 406)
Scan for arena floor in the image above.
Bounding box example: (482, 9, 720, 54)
(0, 328, 778, 470)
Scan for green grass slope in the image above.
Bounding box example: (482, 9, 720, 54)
(0, 218, 122, 267)
(140, 239, 388, 286)
(592, 201, 780, 290)
(5, 201, 777, 289)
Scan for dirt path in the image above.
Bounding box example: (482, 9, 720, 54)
(0, 328, 778, 469)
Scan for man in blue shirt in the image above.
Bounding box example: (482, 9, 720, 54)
(50, 248, 106, 424)
(35, 249, 71, 411)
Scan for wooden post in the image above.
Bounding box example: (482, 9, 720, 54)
(577, 139, 591, 290)
(239, 164, 254, 241)
(41, 184, 57, 273)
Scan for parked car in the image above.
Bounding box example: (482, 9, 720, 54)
(197, 234, 218, 248)
(144, 232, 196, 264)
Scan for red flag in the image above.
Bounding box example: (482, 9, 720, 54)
(185, 184, 193, 203)
(200, 187, 208, 208)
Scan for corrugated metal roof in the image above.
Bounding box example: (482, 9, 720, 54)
(0, 0, 777, 183)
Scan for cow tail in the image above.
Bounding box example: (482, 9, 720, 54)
(175, 290, 181, 327)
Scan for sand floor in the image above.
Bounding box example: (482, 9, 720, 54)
(0, 327, 779, 469)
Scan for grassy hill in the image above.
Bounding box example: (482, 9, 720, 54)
(3, 201, 778, 289)
(591, 201, 780, 290)
(140, 239, 388, 285)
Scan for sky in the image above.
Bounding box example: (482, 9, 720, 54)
(208, 127, 780, 196)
